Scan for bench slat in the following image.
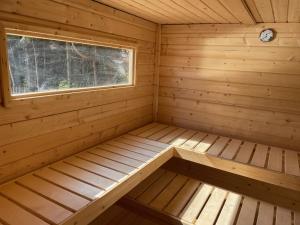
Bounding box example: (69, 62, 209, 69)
(256, 202, 274, 225)
(99, 144, 151, 162)
(1, 183, 73, 224)
(195, 188, 227, 225)
(91, 148, 144, 168)
(150, 174, 187, 210)
(78, 151, 135, 174)
(215, 192, 241, 225)
(64, 157, 126, 181)
(17, 175, 89, 212)
(128, 169, 165, 199)
(164, 178, 200, 217)
(194, 134, 218, 153)
(180, 184, 213, 223)
(35, 168, 103, 200)
(117, 137, 164, 152)
(236, 197, 257, 225)
(51, 162, 116, 190)
(0, 195, 49, 225)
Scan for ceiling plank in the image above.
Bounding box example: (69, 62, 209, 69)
(253, 0, 275, 22)
(219, 0, 256, 24)
(98, 0, 167, 23)
(159, 0, 211, 23)
(271, 0, 289, 22)
(201, 0, 240, 23)
(244, 0, 263, 22)
(124, 0, 175, 23)
(185, 0, 229, 23)
(173, 0, 217, 23)
(130, 0, 186, 24)
(288, 0, 300, 22)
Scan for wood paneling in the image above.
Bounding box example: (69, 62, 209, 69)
(0, 0, 157, 184)
(158, 23, 300, 150)
(96, 0, 300, 24)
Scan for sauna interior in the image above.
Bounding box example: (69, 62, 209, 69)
(0, 0, 299, 225)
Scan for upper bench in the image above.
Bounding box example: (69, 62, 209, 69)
(0, 133, 173, 225)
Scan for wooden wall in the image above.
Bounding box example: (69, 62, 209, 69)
(158, 23, 300, 151)
(0, 0, 157, 183)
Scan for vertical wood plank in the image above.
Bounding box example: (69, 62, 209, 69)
(153, 24, 161, 121)
(0, 23, 10, 106)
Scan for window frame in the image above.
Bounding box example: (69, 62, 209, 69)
(0, 22, 137, 106)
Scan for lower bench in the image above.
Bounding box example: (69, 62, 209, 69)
(0, 135, 173, 225)
(120, 168, 300, 225)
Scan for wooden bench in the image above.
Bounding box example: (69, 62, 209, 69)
(128, 122, 300, 210)
(129, 123, 300, 177)
(0, 135, 173, 225)
(121, 168, 300, 225)
(0, 122, 299, 225)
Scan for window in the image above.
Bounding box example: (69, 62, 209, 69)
(6, 34, 134, 96)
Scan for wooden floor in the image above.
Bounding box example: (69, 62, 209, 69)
(122, 168, 300, 225)
(0, 135, 172, 225)
(129, 123, 300, 176)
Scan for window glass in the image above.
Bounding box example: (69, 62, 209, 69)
(6, 34, 134, 95)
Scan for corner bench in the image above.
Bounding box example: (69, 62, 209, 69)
(0, 122, 299, 225)
(128, 122, 300, 211)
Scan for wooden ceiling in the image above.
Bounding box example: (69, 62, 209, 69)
(95, 0, 300, 24)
